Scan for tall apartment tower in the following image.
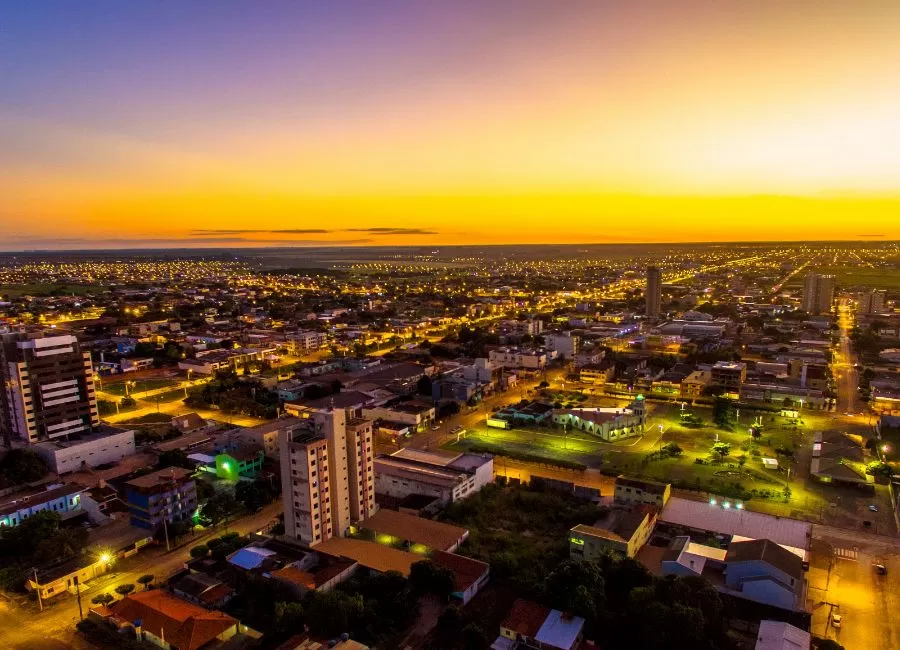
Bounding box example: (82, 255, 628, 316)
(645, 266, 662, 318)
(280, 407, 375, 546)
(856, 289, 887, 315)
(801, 273, 836, 315)
(1, 332, 99, 445)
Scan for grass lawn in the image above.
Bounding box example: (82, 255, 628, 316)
(102, 378, 178, 396)
(152, 389, 191, 404)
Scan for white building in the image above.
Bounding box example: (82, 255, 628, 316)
(488, 348, 547, 370)
(374, 448, 494, 505)
(285, 330, 327, 355)
(229, 416, 303, 459)
(543, 332, 580, 360)
(280, 408, 376, 546)
(33, 425, 136, 474)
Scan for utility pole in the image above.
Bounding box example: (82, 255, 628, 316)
(74, 575, 84, 621)
(33, 568, 43, 611)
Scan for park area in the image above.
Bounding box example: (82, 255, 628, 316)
(446, 395, 877, 522)
(100, 377, 180, 396)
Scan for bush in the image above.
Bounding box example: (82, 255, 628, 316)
(207, 538, 224, 550)
(114, 583, 135, 597)
(190, 544, 209, 558)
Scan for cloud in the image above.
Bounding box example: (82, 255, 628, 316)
(0, 235, 374, 250)
(190, 227, 439, 236)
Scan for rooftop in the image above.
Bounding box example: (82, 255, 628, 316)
(314, 537, 421, 576)
(535, 609, 586, 650)
(0, 482, 83, 518)
(501, 598, 550, 639)
(660, 496, 811, 551)
(357, 509, 467, 552)
(125, 466, 193, 490)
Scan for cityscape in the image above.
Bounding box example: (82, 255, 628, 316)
(3, 3, 900, 650)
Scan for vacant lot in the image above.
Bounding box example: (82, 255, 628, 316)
(102, 378, 178, 395)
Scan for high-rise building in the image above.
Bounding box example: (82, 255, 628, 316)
(801, 273, 835, 315)
(645, 266, 662, 318)
(280, 407, 375, 546)
(1, 332, 99, 444)
(856, 289, 887, 315)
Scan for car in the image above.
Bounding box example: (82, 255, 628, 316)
(431, 425, 439, 431)
(875, 563, 887, 575)
(868, 504, 879, 512)
(831, 613, 842, 628)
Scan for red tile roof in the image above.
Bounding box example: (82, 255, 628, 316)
(501, 598, 550, 639)
(431, 550, 489, 593)
(109, 590, 237, 650)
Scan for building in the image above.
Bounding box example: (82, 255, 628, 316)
(645, 266, 662, 318)
(119, 357, 154, 373)
(659, 536, 806, 612)
(579, 360, 615, 385)
(94, 590, 244, 650)
(350, 507, 468, 552)
(680, 369, 711, 399)
(614, 475, 671, 507)
(724, 538, 806, 611)
(857, 289, 887, 315)
(500, 319, 544, 337)
(213, 446, 265, 481)
(374, 448, 494, 505)
(496, 598, 586, 650)
(0, 482, 84, 528)
(801, 273, 835, 315)
(552, 397, 647, 442)
(488, 348, 548, 370)
(285, 330, 327, 355)
(1, 332, 99, 444)
(362, 402, 436, 433)
(711, 361, 747, 394)
(125, 466, 198, 531)
(569, 505, 657, 559)
(755, 620, 810, 650)
(280, 408, 376, 546)
(28, 553, 113, 601)
(230, 416, 302, 458)
(739, 382, 828, 410)
(543, 332, 580, 360)
(810, 430, 869, 485)
(32, 424, 135, 474)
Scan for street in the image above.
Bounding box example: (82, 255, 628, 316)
(809, 523, 900, 650)
(0, 502, 282, 650)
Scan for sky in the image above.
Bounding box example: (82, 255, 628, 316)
(2, 0, 900, 249)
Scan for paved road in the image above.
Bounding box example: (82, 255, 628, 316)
(0, 503, 282, 650)
(834, 300, 861, 415)
(809, 524, 900, 650)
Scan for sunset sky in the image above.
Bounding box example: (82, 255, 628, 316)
(2, 0, 900, 249)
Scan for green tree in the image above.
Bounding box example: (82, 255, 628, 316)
(114, 583, 135, 597)
(409, 560, 455, 600)
(91, 593, 115, 606)
(190, 544, 209, 558)
(137, 574, 154, 590)
(235, 481, 275, 512)
(712, 397, 736, 428)
(199, 491, 239, 526)
(0, 448, 48, 486)
(305, 590, 363, 639)
(711, 442, 732, 460)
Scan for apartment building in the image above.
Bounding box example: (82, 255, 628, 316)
(488, 348, 547, 370)
(711, 361, 747, 394)
(280, 408, 376, 547)
(801, 273, 835, 315)
(125, 467, 198, 531)
(1, 332, 99, 444)
(285, 330, 328, 355)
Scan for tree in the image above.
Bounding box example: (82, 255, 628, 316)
(409, 560, 455, 600)
(114, 583, 135, 597)
(416, 374, 433, 396)
(543, 559, 604, 621)
(712, 396, 736, 428)
(156, 449, 192, 470)
(0, 448, 48, 487)
(190, 544, 209, 558)
(711, 442, 731, 460)
(304, 590, 363, 639)
(235, 481, 275, 512)
(137, 574, 154, 590)
(92, 593, 115, 605)
(866, 461, 892, 478)
(199, 491, 239, 526)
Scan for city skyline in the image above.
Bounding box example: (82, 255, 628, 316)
(3, 0, 900, 249)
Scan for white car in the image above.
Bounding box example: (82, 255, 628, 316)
(831, 613, 842, 628)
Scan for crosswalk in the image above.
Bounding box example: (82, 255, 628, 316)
(834, 547, 859, 561)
